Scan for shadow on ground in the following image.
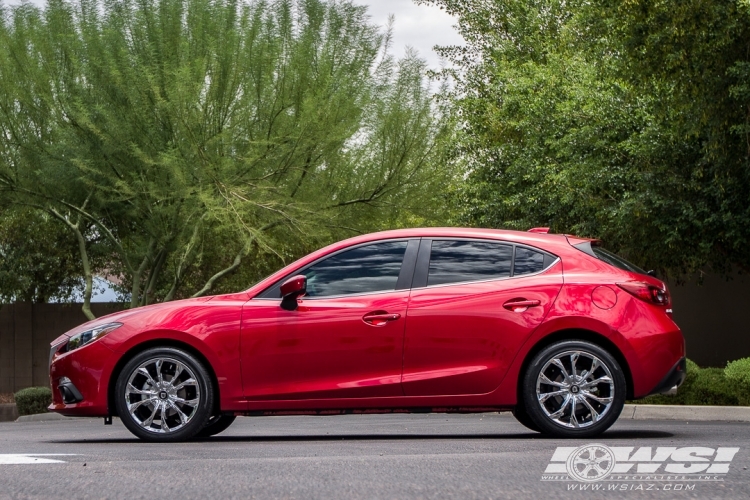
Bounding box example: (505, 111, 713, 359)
(47, 429, 673, 444)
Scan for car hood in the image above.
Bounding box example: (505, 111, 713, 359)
(49, 296, 215, 346)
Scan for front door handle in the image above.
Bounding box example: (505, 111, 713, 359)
(362, 311, 401, 326)
(503, 298, 541, 312)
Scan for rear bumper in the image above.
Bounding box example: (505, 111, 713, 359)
(646, 357, 687, 396)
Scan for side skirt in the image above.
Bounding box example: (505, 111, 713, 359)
(237, 406, 510, 417)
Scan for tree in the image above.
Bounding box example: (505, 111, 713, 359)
(0, 0, 453, 316)
(420, 0, 750, 277)
(0, 208, 89, 304)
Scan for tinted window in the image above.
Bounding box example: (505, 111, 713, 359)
(427, 240, 512, 286)
(592, 246, 647, 275)
(514, 247, 545, 275)
(298, 241, 407, 297)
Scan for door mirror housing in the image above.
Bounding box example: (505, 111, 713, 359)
(280, 275, 307, 310)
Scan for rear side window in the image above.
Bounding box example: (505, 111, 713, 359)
(514, 247, 545, 275)
(427, 240, 513, 286)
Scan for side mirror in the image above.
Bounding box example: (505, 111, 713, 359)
(280, 275, 307, 311)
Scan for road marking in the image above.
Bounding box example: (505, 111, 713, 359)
(0, 454, 77, 464)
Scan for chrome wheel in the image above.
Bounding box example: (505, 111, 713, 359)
(125, 357, 201, 434)
(535, 350, 615, 429)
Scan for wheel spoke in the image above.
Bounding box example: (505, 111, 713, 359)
(140, 401, 159, 428)
(539, 374, 566, 388)
(173, 396, 199, 407)
(581, 390, 613, 404)
(155, 359, 164, 384)
(538, 389, 567, 402)
(174, 378, 197, 391)
(159, 404, 170, 432)
(137, 367, 156, 386)
(570, 352, 579, 377)
(127, 397, 155, 412)
(551, 358, 570, 381)
(579, 395, 601, 422)
(170, 401, 189, 424)
(583, 376, 612, 388)
(127, 383, 156, 396)
(172, 362, 184, 384)
(570, 397, 579, 427)
(548, 394, 572, 419)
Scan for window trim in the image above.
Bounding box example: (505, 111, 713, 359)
(254, 238, 419, 300)
(411, 237, 559, 289)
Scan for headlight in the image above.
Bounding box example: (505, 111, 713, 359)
(65, 322, 123, 352)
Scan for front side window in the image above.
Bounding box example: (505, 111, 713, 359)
(261, 241, 408, 298)
(427, 240, 513, 286)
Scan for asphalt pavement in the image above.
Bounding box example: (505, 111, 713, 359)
(1, 413, 749, 499)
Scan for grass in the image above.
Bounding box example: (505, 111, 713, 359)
(0, 393, 15, 404)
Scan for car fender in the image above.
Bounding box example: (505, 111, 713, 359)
(493, 315, 642, 406)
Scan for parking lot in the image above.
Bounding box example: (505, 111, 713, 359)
(0, 412, 749, 498)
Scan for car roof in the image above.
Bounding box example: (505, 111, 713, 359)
(243, 227, 582, 297)
(333, 227, 570, 248)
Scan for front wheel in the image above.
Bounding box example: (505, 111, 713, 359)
(521, 340, 626, 438)
(115, 347, 214, 442)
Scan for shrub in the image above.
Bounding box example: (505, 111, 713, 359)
(14, 387, 52, 416)
(634, 358, 742, 406)
(725, 357, 750, 405)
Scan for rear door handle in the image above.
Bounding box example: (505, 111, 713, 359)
(503, 299, 541, 312)
(363, 311, 401, 326)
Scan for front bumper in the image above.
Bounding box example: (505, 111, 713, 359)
(647, 357, 687, 396)
(48, 339, 117, 416)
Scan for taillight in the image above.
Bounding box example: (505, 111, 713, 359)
(617, 281, 671, 307)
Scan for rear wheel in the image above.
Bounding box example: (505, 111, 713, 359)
(115, 347, 214, 442)
(196, 414, 237, 438)
(512, 404, 541, 433)
(521, 340, 626, 438)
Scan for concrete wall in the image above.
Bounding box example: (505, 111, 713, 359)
(0, 303, 124, 393)
(0, 274, 748, 393)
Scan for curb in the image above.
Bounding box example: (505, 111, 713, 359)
(14, 412, 69, 423)
(0, 403, 19, 423)
(622, 404, 750, 422)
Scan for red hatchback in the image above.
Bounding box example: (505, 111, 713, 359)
(48, 228, 685, 441)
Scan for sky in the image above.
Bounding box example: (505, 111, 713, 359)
(350, 1, 464, 69)
(7, 0, 464, 69)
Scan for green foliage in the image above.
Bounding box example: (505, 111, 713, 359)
(0, 0, 454, 311)
(14, 387, 52, 416)
(636, 358, 748, 406)
(0, 208, 88, 303)
(420, 0, 750, 277)
(725, 357, 750, 405)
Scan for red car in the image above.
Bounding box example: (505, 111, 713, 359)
(48, 228, 685, 441)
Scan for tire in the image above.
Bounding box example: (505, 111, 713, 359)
(115, 347, 214, 442)
(196, 414, 237, 438)
(521, 340, 626, 438)
(512, 404, 541, 433)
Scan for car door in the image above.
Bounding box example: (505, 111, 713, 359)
(401, 239, 563, 396)
(241, 239, 419, 400)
